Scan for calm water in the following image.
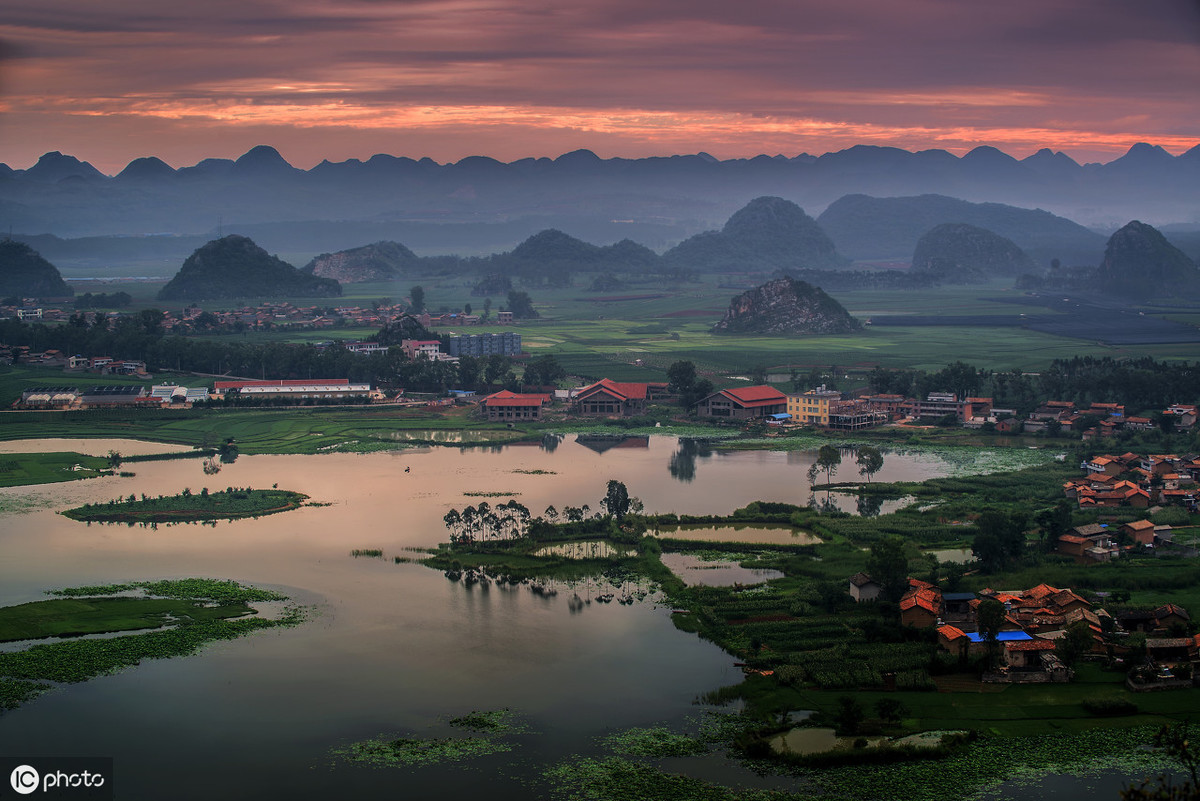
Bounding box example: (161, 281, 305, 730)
(0, 435, 1052, 800)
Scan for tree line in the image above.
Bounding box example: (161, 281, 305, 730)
(868, 357, 1200, 416)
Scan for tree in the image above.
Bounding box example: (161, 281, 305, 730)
(1056, 620, 1094, 666)
(815, 445, 841, 486)
(1034, 499, 1073, 551)
(667, 360, 697, 395)
(833, 696, 865, 735)
(977, 598, 1006, 668)
(505, 290, 537, 319)
(409, 285, 425, 313)
(523, 354, 566, 388)
(601, 479, 632, 521)
(866, 536, 909, 603)
(972, 509, 1028, 572)
(482, 297, 492, 320)
(874, 698, 908, 725)
(856, 446, 884, 483)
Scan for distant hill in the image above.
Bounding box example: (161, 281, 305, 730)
(0, 239, 73, 298)
(3, 142, 1199, 244)
(817, 193, 1105, 266)
(712, 276, 860, 335)
(496, 229, 663, 277)
(304, 240, 419, 282)
(1095, 221, 1200, 300)
(158, 235, 341, 301)
(665, 197, 847, 272)
(911, 223, 1035, 282)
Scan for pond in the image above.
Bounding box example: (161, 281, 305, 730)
(660, 552, 786, 587)
(0, 434, 1054, 800)
(653, 524, 821, 545)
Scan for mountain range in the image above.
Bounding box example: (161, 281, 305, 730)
(3, 144, 1198, 250)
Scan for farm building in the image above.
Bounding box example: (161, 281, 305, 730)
(480, 390, 551, 421)
(694, 386, 787, 420)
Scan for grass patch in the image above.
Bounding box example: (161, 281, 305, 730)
(61, 487, 309, 523)
(333, 709, 527, 768)
(0, 451, 112, 487)
(0, 579, 303, 712)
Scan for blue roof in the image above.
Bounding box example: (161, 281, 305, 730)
(768, 413, 791, 420)
(943, 592, 977, 601)
(965, 631, 1032, 643)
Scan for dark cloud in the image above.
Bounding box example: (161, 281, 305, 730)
(1, 0, 1197, 170)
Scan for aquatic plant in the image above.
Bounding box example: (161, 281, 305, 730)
(600, 726, 709, 758)
(334, 709, 528, 768)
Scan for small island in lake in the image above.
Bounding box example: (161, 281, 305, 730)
(62, 487, 309, 523)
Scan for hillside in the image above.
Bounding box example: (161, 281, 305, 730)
(712, 276, 860, 335)
(0, 239, 73, 298)
(665, 197, 847, 273)
(158, 235, 342, 301)
(817, 193, 1105, 266)
(911, 223, 1035, 282)
(1095, 221, 1200, 300)
(304, 240, 419, 282)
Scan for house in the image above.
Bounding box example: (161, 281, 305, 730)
(1122, 519, 1156, 546)
(848, 572, 881, 602)
(1154, 603, 1190, 632)
(401, 339, 443, 360)
(694, 386, 788, 420)
(1004, 638, 1057, 669)
(899, 583, 942, 628)
(786, 386, 840, 426)
(1146, 637, 1196, 666)
(480, 390, 551, 421)
(574, 379, 667, 417)
(907, 392, 966, 421)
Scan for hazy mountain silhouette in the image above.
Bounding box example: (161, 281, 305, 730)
(0, 239, 73, 297)
(1, 143, 1196, 247)
(817, 194, 1105, 266)
(911, 223, 1035, 282)
(159, 235, 341, 300)
(1095, 221, 1200, 299)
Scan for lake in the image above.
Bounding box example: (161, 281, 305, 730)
(0, 435, 1063, 800)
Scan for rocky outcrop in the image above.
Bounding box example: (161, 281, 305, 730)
(304, 240, 418, 282)
(911, 223, 1034, 282)
(1095, 221, 1200, 299)
(0, 239, 73, 298)
(712, 277, 860, 335)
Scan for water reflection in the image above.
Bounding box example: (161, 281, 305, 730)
(668, 438, 715, 483)
(661, 553, 785, 587)
(0, 434, 971, 801)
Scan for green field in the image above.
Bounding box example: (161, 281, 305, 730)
(0, 400, 528, 454)
(42, 274, 1196, 385)
(0, 451, 112, 487)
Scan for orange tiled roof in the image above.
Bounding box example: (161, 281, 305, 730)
(717, 385, 788, 407)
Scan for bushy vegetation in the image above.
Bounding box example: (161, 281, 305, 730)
(62, 487, 308, 523)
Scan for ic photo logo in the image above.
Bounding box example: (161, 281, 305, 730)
(10, 765, 39, 795)
(2, 759, 111, 800)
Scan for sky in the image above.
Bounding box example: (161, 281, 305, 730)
(1, 0, 1198, 174)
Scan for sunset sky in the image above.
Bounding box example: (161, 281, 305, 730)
(1, 0, 1198, 174)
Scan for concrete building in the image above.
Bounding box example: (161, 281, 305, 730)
(446, 332, 522, 358)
